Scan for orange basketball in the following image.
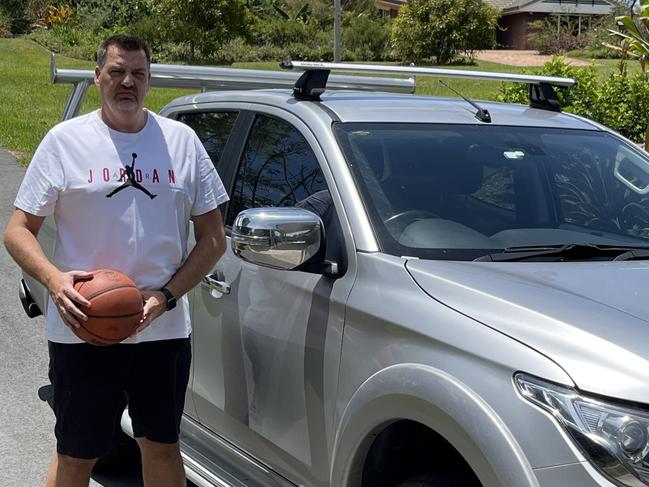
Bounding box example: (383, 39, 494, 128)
(73, 269, 144, 346)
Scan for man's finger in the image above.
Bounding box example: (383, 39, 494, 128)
(60, 295, 88, 322)
(134, 317, 151, 335)
(70, 270, 93, 279)
(65, 287, 91, 308)
(59, 304, 81, 329)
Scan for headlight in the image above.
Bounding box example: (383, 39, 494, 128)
(515, 373, 649, 487)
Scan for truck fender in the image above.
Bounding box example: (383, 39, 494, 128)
(330, 363, 539, 487)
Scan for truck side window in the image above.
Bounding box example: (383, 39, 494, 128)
(177, 111, 239, 168)
(227, 114, 328, 226)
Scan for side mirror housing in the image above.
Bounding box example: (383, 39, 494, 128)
(231, 207, 324, 270)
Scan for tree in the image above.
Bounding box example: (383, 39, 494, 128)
(342, 12, 392, 61)
(607, 0, 649, 71)
(159, 0, 251, 61)
(0, 0, 29, 34)
(271, 0, 312, 22)
(391, 0, 499, 64)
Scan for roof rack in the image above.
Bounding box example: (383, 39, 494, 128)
(281, 60, 576, 112)
(50, 54, 415, 121)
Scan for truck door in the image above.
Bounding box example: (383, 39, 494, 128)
(190, 109, 351, 486)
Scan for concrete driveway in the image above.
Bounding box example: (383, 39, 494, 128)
(473, 49, 592, 66)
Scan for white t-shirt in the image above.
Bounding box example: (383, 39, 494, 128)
(14, 110, 229, 344)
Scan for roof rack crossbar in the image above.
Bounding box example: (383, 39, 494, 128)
(51, 54, 415, 121)
(283, 60, 575, 111)
(283, 60, 575, 88)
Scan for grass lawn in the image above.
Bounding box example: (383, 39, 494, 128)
(0, 38, 193, 165)
(0, 37, 639, 165)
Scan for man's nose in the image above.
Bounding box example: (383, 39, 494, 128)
(121, 73, 135, 87)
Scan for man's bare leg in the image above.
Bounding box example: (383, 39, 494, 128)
(45, 453, 96, 487)
(137, 437, 185, 487)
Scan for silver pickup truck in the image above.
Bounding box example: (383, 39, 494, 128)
(19, 58, 649, 487)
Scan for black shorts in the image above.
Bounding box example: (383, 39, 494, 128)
(48, 337, 191, 459)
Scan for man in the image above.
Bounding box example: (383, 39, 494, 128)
(4, 34, 228, 487)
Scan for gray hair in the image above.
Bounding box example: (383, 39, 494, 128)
(96, 34, 151, 68)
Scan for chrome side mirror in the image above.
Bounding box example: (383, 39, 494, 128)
(231, 207, 323, 270)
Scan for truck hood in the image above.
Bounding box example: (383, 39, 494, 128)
(406, 260, 649, 404)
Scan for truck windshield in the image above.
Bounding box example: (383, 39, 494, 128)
(334, 123, 649, 261)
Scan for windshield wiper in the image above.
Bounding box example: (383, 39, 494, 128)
(474, 243, 649, 262)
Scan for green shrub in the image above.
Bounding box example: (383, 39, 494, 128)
(498, 56, 598, 107)
(498, 57, 649, 142)
(158, 0, 250, 61)
(606, 0, 649, 66)
(0, 11, 12, 37)
(526, 15, 621, 57)
(29, 23, 123, 60)
(589, 69, 649, 141)
(215, 39, 334, 64)
(75, 0, 149, 30)
(391, 0, 498, 64)
(527, 17, 589, 55)
(528, 3, 628, 59)
(342, 13, 392, 61)
(250, 17, 314, 46)
(1, 0, 30, 34)
(582, 14, 624, 59)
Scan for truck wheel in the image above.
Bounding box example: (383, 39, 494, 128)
(396, 471, 481, 487)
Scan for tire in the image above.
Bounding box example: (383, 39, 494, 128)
(397, 471, 481, 487)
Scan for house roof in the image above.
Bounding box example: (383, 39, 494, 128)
(484, 0, 614, 14)
(376, 0, 407, 6)
(486, 0, 524, 9)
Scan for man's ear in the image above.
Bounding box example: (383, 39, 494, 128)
(94, 66, 101, 87)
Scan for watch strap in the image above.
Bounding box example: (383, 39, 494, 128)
(159, 287, 177, 311)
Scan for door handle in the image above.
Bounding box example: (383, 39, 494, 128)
(201, 274, 231, 295)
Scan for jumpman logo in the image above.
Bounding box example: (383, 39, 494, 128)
(106, 153, 157, 200)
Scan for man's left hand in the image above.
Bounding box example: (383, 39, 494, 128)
(135, 290, 167, 334)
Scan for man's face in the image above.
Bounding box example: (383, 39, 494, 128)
(94, 45, 150, 116)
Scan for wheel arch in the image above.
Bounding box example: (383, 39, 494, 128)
(330, 363, 540, 487)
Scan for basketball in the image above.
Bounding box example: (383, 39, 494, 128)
(72, 269, 144, 346)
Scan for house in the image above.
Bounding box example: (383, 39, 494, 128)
(483, 0, 614, 49)
(377, 0, 407, 17)
(375, 0, 614, 50)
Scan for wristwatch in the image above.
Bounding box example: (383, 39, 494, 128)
(159, 287, 177, 311)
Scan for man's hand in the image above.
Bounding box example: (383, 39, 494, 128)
(47, 270, 93, 330)
(129, 209, 225, 336)
(136, 290, 167, 334)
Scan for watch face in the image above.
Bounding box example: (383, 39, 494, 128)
(161, 288, 176, 310)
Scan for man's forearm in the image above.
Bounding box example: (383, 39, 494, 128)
(136, 209, 226, 330)
(4, 219, 58, 288)
(164, 233, 226, 299)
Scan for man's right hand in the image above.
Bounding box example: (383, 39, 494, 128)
(46, 270, 94, 330)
